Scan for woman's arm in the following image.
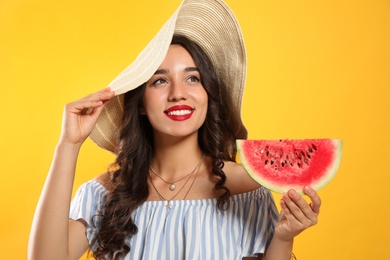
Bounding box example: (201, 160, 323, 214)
(265, 187, 321, 260)
(28, 88, 115, 260)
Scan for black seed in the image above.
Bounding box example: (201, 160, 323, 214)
(265, 159, 268, 165)
(281, 162, 285, 167)
(270, 160, 274, 165)
(307, 153, 311, 159)
(266, 150, 270, 156)
(312, 144, 317, 151)
(294, 150, 303, 159)
(308, 147, 313, 153)
(297, 162, 302, 168)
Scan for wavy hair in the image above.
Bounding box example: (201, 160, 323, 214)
(91, 35, 237, 259)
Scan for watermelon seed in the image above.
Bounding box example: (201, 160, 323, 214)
(307, 153, 311, 159)
(294, 150, 303, 159)
(270, 160, 274, 165)
(312, 144, 317, 151)
(265, 159, 268, 165)
(304, 159, 309, 164)
(281, 162, 285, 167)
(308, 147, 313, 153)
(297, 162, 302, 168)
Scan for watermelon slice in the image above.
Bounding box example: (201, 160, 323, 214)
(237, 139, 342, 194)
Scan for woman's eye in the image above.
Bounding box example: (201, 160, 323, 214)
(187, 76, 200, 83)
(153, 78, 167, 85)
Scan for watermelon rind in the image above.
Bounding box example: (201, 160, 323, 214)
(237, 139, 342, 194)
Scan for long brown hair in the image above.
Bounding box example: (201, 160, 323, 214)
(92, 35, 237, 259)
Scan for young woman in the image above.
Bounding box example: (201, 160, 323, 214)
(29, 1, 321, 259)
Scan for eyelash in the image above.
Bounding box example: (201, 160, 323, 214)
(152, 78, 167, 85)
(187, 75, 200, 82)
(151, 75, 200, 86)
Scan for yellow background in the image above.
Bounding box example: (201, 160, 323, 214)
(1, 0, 389, 259)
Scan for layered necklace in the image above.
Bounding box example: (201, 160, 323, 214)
(149, 154, 205, 191)
(149, 155, 205, 209)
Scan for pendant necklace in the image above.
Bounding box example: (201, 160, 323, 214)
(149, 154, 204, 191)
(149, 155, 205, 209)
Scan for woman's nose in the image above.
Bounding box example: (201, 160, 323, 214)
(168, 81, 187, 101)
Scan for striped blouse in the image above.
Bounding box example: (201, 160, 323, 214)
(70, 180, 279, 259)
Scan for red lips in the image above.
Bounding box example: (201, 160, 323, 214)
(164, 105, 194, 121)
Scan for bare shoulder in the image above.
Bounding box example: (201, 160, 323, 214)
(93, 172, 113, 190)
(223, 161, 261, 195)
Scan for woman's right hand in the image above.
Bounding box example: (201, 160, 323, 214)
(59, 87, 116, 146)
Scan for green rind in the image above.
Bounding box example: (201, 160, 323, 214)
(237, 139, 342, 194)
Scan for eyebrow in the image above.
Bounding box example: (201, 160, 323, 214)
(154, 69, 169, 75)
(153, 67, 199, 75)
(184, 67, 199, 72)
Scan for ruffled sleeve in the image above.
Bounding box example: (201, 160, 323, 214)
(69, 180, 107, 245)
(239, 187, 280, 257)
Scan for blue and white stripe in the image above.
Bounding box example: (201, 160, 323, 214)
(70, 180, 279, 259)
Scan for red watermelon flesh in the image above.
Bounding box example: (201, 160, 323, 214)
(237, 139, 342, 194)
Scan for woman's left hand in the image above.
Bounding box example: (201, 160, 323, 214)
(275, 186, 321, 242)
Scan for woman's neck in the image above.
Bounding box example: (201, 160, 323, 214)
(151, 134, 204, 180)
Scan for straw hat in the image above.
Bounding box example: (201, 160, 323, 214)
(90, 0, 247, 153)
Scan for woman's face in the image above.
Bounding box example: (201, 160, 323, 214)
(142, 44, 208, 139)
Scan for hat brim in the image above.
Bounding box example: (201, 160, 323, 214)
(90, 0, 247, 153)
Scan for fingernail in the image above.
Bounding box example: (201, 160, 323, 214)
(288, 189, 297, 198)
(304, 186, 313, 194)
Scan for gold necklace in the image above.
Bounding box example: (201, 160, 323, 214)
(149, 155, 204, 209)
(149, 155, 204, 191)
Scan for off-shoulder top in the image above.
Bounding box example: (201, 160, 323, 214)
(70, 180, 279, 259)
